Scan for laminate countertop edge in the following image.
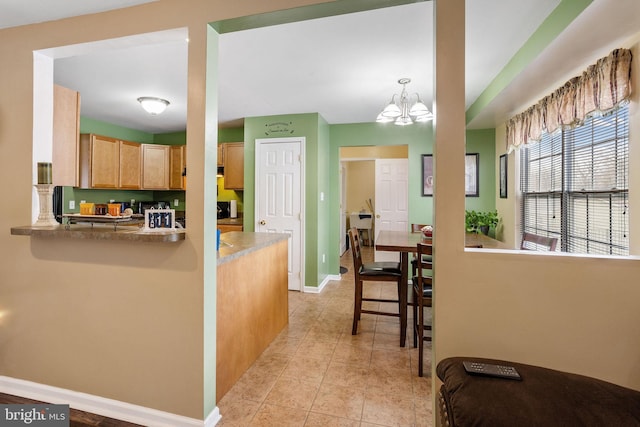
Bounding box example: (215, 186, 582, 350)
(10, 225, 186, 243)
(217, 232, 289, 265)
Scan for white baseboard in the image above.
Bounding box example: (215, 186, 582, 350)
(0, 376, 220, 427)
(304, 274, 340, 293)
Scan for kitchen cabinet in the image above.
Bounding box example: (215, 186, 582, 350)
(217, 144, 224, 167)
(223, 142, 244, 190)
(79, 134, 120, 188)
(52, 84, 80, 187)
(142, 144, 170, 189)
(119, 140, 141, 189)
(169, 145, 186, 189)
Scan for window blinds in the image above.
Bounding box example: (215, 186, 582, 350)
(520, 106, 629, 255)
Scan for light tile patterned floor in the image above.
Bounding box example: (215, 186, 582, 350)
(217, 246, 434, 426)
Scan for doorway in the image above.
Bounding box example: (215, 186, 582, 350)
(339, 145, 408, 262)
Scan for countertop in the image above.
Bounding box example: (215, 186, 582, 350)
(217, 231, 288, 265)
(10, 223, 186, 243)
(217, 217, 243, 226)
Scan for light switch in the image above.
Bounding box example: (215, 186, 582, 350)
(174, 199, 179, 207)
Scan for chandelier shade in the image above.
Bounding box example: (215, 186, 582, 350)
(137, 96, 170, 115)
(376, 78, 433, 125)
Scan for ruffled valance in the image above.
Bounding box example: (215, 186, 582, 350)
(506, 48, 632, 152)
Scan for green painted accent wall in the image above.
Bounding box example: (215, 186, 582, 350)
(464, 129, 496, 213)
(317, 115, 331, 284)
(466, 0, 592, 124)
(243, 113, 323, 288)
(80, 117, 155, 143)
(154, 131, 186, 145)
(219, 127, 244, 142)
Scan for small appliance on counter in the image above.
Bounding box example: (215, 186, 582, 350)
(138, 201, 170, 215)
(230, 200, 237, 218)
(217, 201, 231, 219)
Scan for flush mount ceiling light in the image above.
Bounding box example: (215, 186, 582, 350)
(376, 78, 433, 125)
(137, 96, 170, 115)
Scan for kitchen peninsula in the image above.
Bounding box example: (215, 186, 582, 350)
(216, 231, 289, 399)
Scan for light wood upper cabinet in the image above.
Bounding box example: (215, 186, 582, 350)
(79, 134, 120, 188)
(119, 140, 141, 189)
(217, 144, 224, 167)
(223, 142, 244, 190)
(169, 145, 186, 190)
(142, 144, 170, 190)
(52, 85, 80, 186)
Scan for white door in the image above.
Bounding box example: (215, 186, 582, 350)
(374, 158, 409, 262)
(255, 137, 304, 291)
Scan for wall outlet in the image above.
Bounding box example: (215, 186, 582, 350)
(69, 200, 75, 209)
(322, 254, 325, 263)
(174, 199, 179, 207)
(131, 199, 135, 206)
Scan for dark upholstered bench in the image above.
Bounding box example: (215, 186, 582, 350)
(437, 357, 640, 427)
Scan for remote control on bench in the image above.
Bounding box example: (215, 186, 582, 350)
(463, 361, 522, 380)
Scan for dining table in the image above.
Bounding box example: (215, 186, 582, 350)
(375, 229, 511, 347)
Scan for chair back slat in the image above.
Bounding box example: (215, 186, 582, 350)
(348, 228, 363, 275)
(416, 242, 433, 283)
(521, 232, 558, 251)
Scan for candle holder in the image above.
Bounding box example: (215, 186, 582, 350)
(33, 184, 58, 227)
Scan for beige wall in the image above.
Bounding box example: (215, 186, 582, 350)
(434, 0, 640, 396)
(345, 161, 374, 215)
(0, 0, 332, 421)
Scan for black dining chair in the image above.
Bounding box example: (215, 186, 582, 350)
(412, 242, 433, 377)
(348, 227, 404, 340)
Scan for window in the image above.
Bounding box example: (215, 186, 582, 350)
(520, 105, 629, 255)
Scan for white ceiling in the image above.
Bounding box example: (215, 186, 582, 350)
(4, 0, 639, 134)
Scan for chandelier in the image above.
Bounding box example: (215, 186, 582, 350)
(376, 78, 433, 125)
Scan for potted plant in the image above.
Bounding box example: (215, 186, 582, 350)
(465, 210, 499, 235)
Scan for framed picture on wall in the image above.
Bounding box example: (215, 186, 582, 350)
(465, 153, 479, 197)
(499, 154, 508, 198)
(422, 154, 434, 196)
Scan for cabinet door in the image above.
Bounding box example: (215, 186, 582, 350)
(223, 142, 244, 190)
(52, 85, 80, 187)
(89, 135, 119, 188)
(119, 140, 141, 189)
(217, 144, 224, 167)
(142, 144, 170, 189)
(169, 145, 186, 189)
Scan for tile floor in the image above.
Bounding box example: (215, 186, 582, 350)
(217, 246, 434, 426)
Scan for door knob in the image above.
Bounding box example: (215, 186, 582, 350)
(259, 220, 266, 225)
(376, 214, 380, 219)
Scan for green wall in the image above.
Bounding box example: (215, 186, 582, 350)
(464, 128, 496, 213)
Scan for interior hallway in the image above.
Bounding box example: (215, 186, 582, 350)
(217, 245, 433, 426)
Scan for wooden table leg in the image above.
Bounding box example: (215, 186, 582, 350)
(399, 251, 408, 347)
